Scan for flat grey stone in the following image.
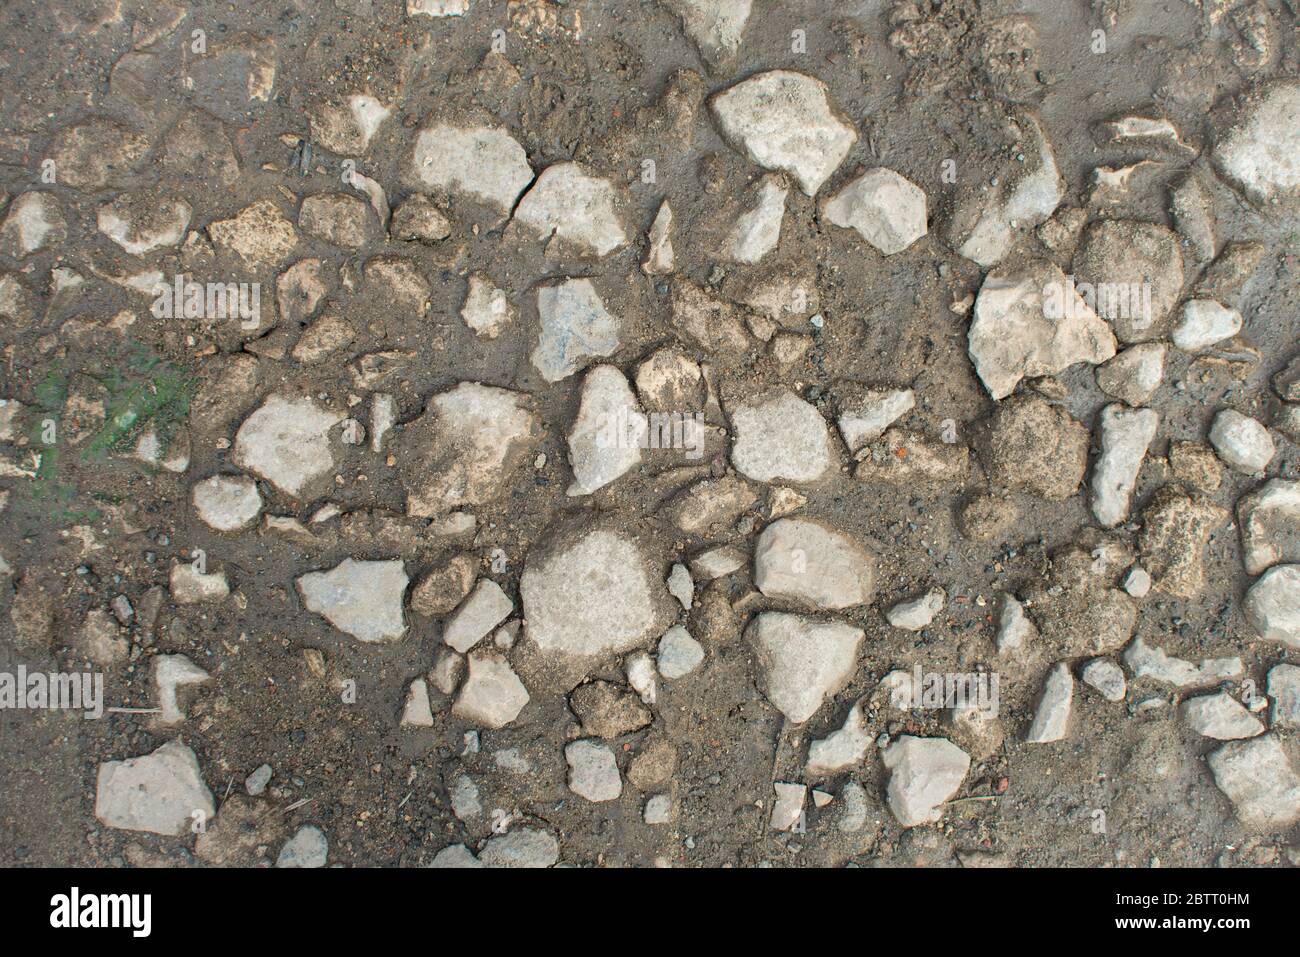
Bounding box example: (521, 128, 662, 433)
(1025, 662, 1073, 743)
(234, 394, 344, 497)
(1207, 735, 1300, 831)
(297, 558, 408, 643)
(1090, 404, 1159, 527)
(276, 825, 328, 868)
(822, 168, 927, 255)
(747, 611, 863, 724)
(565, 739, 622, 802)
(1245, 565, 1300, 648)
(410, 122, 532, 217)
(513, 162, 628, 256)
(656, 625, 704, 679)
(1238, 479, 1300, 575)
(882, 735, 970, 828)
(1180, 691, 1264, 740)
(532, 279, 621, 383)
(478, 827, 559, 868)
(1209, 409, 1275, 474)
(754, 518, 875, 610)
(443, 579, 513, 653)
(729, 389, 834, 484)
(453, 651, 530, 729)
(95, 740, 215, 837)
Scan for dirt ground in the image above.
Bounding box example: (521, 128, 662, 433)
(0, 0, 1297, 869)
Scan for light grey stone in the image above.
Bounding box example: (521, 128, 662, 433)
(822, 168, 927, 255)
(153, 655, 209, 726)
(644, 793, 673, 825)
(410, 122, 532, 217)
(1237, 479, 1300, 575)
(443, 579, 513, 653)
(169, 563, 229, 604)
(886, 588, 945, 631)
(1267, 664, 1300, 728)
(837, 388, 914, 452)
(1172, 300, 1242, 352)
(478, 827, 559, 868)
(657, 625, 704, 679)
(566, 365, 644, 496)
(726, 173, 787, 264)
(1181, 691, 1264, 740)
(297, 559, 408, 643)
(1207, 735, 1300, 830)
(453, 651, 529, 728)
(233, 394, 344, 497)
(1209, 409, 1275, 474)
(667, 563, 693, 610)
(533, 278, 621, 383)
(747, 611, 863, 724)
(805, 703, 870, 776)
(565, 739, 622, 802)
(1081, 658, 1126, 702)
(276, 825, 328, 868)
(192, 474, 262, 531)
(754, 518, 875, 610)
(728, 389, 834, 484)
(995, 593, 1036, 654)
(1122, 636, 1242, 688)
(1211, 80, 1300, 205)
(1090, 404, 1159, 527)
(770, 781, 806, 831)
(1095, 343, 1165, 406)
(400, 678, 434, 727)
(882, 735, 970, 827)
(1244, 565, 1300, 648)
(1025, 662, 1073, 743)
(513, 162, 628, 256)
(95, 740, 215, 837)
(245, 764, 272, 796)
(709, 70, 856, 196)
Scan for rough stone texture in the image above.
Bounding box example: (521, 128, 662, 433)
(514, 162, 628, 256)
(968, 259, 1116, 400)
(442, 579, 513, 653)
(396, 382, 541, 517)
(1072, 220, 1185, 343)
(1138, 486, 1228, 598)
(234, 394, 343, 498)
(746, 611, 863, 724)
(753, 518, 875, 610)
(411, 554, 478, 617)
(1025, 663, 1073, 743)
(1081, 658, 1126, 702)
(565, 739, 623, 802)
(297, 559, 408, 642)
(1123, 636, 1242, 689)
(1091, 404, 1159, 527)
(1268, 664, 1300, 729)
(1180, 691, 1263, 740)
(478, 828, 559, 868)
(977, 395, 1088, 500)
(570, 680, 652, 738)
(520, 527, 667, 668)
(1211, 80, 1300, 205)
(882, 736, 970, 827)
(567, 365, 645, 496)
(657, 625, 704, 678)
(533, 278, 621, 383)
(1095, 343, 1165, 406)
(1237, 479, 1300, 575)
(1172, 300, 1242, 352)
(192, 475, 262, 531)
(728, 389, 834, 484)
(0, 192, 67, 258)
(726, 173, 787, 263)
(276, 825, 328, 868)
(661, 0, 752, 67)
(805, 703, 870, 776)
(95, 740, 215, 836)
(1207, 736, 1300, 831)
(453, 651, 530, 728)
(822, 167, 927, 255)
(836, 388, 914, 452)
(409, 122, 532, 217)
(209, 200, 300, 267)
(1244, 565, 1300, 648)
(885, 588, 945, 631)
(709, 70, 856, 196)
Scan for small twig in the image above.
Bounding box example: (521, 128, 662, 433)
(105, 706, 162, 714)
(945, 795, 1000, 805)
(282, 797, 313, 815)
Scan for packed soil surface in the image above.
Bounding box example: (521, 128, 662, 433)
(0, 0, 1297, 869)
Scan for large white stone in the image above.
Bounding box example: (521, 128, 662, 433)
(1209, 409, 1275, 474)
(726, 174, 787, 264)
(410, 122, 533, 216)
(968, 260, 1116, 400)
(532, 278, 620, 383)
(822, 168, 927, 255)
(233, 395, 344, 498)
(297, 558, 408, 642)
(1244, 565, 1300, 648)
(567, 365, 645, 496)
(709, 70, 856, 196)
(95, 740, 215, 836)
(453, 651, 530, 728)
(1207, 735, 1300, 830)
(747, 611, 863, 724)
(1211, 81, 1300, 205)
(513, 162, 628, 256)
(753, 518, 875, 609)
(442, 579, 513, 653)
(728, 389, 834, 484)
(881, 735, 970, 827)
(1238, 479, 1300, 575)
(1090, 404, 1158, 527)
(192, 474, 262, 531)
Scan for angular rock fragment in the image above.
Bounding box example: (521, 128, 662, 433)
(566, 365, 645, 496)
(746, 611, 863, 724)
(48, 119, 148, 191)
(309, 94, 392, 155)
(1123, 636, 1242, 688)
(443, 579, 513, 653)
(670, 280, 754, 359)
(1244, 565, 1299, 648)
(513, 162, 628, 256)
(1211, 80, 1300, 205)
(968, 259, 1116, 400)
(234, 395, 344, 498)
(642, 199, 675, 274)
(728, 389, 834, 484)
(570, 680, 651, 738)
(1238, 479, 1300, 575)
(170, 564, 229, 604)
(995, 594, 1037, 655)
(460, 273, 513, 339)
(805, 703, 870, 776)
(657, 625, 704, 679)
(977, 395, 1088, 500)
(396, 383, 540, 517)
(153, 655, 210, 726)
(401, 678, 435, 727)
(192, 475, 262, 531)
(726, 173, 787, 264)
(297, 559, 408, 643)
(453, 651, 530, 728)
(1091, 404, 1158, 527)
(209, 200, 300, 267)
(410, 123, 532, 218)
(95, 740, 215, 837)
(1207, 735, 1300, 830)
(0, 192, 67, 258)
(882, 736, 970, 827)
(661, 0, 752, 68)
(532, 278, 621, 383)
(565, 740, 622, 802)
(1081, 659, 1126, 702)
(98, 193, 191, 255)
(822, 168, 927, 255)
(853, 429, 969, 487)
(1137, 486, 1228, 598)
(709, 70, 856, 196)
(770, 781, 806, 831)
(836, 388, 914, 452)
(276, 825, 328, 868)
(1025, 663, 1073, 743)
(1180, 691, 1263, 740)
(886, 588, 945, 631)
(1095, 344, 1165, 406)
(753, 518, 875, 610)
(478, 828, 559, 868)
(1172, 300, 1242, 352)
